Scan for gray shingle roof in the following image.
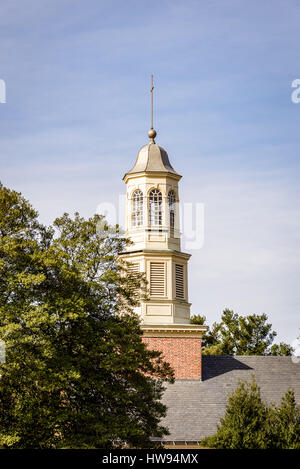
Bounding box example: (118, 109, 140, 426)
(160, 356, 300, 442)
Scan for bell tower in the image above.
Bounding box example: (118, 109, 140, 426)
(119, 77, 206, 379)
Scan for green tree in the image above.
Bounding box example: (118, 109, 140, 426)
(190, 314, 221, 349)
(0, 183, 173, 449)
(191, 309, 292, 356)
(202, 378, 270, 449)
(268, 389, 300, 449)
(201, 378, 300, 449)
(269, 342, 294, 356)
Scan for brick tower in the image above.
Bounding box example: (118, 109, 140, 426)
(119, 78, 206, 379)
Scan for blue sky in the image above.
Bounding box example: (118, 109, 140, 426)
(1, 0, 300, 344)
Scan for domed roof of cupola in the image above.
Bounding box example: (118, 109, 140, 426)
(126, 142, 179, 176)
(124, 128, 180, 180)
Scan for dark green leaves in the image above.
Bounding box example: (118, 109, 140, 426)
(191, 309, 292, 356)
(202, 378, 300, 449)
(0, 183, 173, 449)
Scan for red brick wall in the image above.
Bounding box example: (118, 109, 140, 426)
(143, 336, 202, 380)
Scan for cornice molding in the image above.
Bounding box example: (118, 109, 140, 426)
(119, 249, 191, 260)
(141, 323, 207, 338)
(123, 171, 182, 184)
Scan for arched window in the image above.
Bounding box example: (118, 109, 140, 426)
(149, 189, 162, 226)
(168, 190, 176, 229)
(132, 190, 143, 227)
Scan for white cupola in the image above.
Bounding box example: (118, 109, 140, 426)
(120, 124, 191, 325)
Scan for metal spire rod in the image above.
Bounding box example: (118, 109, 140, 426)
(151, 74, 154, 129)
(148, 75, 157, 143)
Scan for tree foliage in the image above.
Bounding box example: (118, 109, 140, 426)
(191, 309, 293, 356)
(269, 388, 300, 449)
(0, 182, 173, 449)
(201, 378, 300, 449)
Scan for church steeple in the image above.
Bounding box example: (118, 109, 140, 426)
(118, 77, 207, 379)
(119, 77, 193, 325)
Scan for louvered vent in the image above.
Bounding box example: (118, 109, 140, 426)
(128, 263, 139, 274)
(175, 264, 184, 299)
(150, 262, 165, 297)
(128, 263, 140, 295)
